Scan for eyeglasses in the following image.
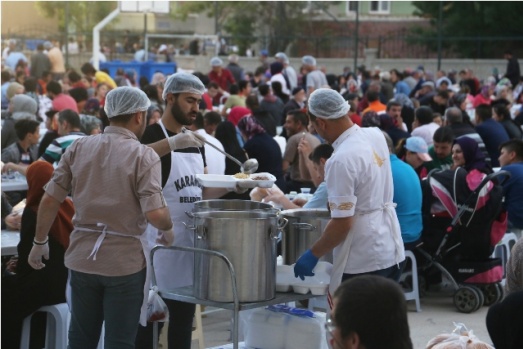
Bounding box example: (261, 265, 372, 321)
(325, 318, 344, 349)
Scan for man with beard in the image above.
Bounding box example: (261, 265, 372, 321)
(135, 72, 240, 349)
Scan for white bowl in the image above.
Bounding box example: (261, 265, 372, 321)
(309, 284, 328, 296)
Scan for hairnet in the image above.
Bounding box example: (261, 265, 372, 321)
(275, 52, 289, 64)
(210, 56, 223, 66)
(308, 88, 350, 120)
(162, 72, 205, 100)
(302, 55, 316, 66)
(104, 87, 150, 118)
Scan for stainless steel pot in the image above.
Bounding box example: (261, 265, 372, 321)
(192, 199, 276, 213)
(191, 210, 285, 302)
(280, 209, 333, 265)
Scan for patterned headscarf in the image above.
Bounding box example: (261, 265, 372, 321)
(237, 116, 266, 140)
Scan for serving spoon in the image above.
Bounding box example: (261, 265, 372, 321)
(181, 128, 259, 174)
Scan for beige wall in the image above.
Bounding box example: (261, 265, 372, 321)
(1, 1, 59, 36)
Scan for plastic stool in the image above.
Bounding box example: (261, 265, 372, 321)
(494, 232, 518, 278)
(20, 303, 69, 349)
(158, 305, 205, 349)
(402, 250, 421, 312)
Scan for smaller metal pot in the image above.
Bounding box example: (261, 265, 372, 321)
(280, 209, 333, 264)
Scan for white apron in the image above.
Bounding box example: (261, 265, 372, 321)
(67, 223, 151, 326)
(147, 120, 204, 291)
(327, 203, 404, 309)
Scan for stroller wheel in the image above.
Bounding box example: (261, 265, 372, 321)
(495, 283, 504, 303)
(453, 286, 482, 313)
(481, 284, 503, 306)
(469, 285, 484, 311)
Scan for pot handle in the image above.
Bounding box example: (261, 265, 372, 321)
(183, 222, 206, 240)
(182, 221, 197, 230)
(278, 217, 289, 230)
(292, 222, 316, 231)
(185, 211, 195, 218)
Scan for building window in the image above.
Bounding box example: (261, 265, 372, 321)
(346, 1, 359, 13)
(369, 1, 390, 14)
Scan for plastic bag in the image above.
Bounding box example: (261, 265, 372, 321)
(426, 323, 494, 349)
(147, 286, 169, 322)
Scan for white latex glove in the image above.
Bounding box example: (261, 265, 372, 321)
(168, 132, 205, 151)
(156, 228, 174, 246)
(28, 243, 50, 270)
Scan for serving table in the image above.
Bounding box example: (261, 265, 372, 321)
(151, 245, 319, 349)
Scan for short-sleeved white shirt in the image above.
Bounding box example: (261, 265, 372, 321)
(326, 124, 404, 274)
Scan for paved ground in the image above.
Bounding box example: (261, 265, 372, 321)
(191, 290, 494, 349)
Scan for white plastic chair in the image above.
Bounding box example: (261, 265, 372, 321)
(403, 250, 422, 312)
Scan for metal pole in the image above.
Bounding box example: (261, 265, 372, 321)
(214, 1, 219, 34)
(353, 2, 359, 74)
(93, 8, 120, 70)
(144, 12, 148, 61)
(437, 0, 443, 71)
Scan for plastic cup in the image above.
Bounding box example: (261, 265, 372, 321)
(300, 188, 311, 194)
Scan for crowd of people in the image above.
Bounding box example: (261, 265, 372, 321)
(1, 41, 523, 349)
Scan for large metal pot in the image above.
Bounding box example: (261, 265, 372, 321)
(192, 199, 277, 213)
(192, 210, 282, 302)
(280, 209, 333, 265)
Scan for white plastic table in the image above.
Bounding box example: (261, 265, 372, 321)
(1, 230, 20, 256)
(1, 178, 28, 192)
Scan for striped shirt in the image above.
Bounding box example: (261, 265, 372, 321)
(40, 131, 86, 164)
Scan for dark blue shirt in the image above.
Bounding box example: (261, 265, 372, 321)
(475, 119, 509, 167)
(501, 162, 523, 229)
(243, 133, 285, 191)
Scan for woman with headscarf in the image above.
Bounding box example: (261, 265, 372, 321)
(1, 161, 75, 349)
(237, 116, 286, 191)
(451, 136, 492, 174)
(215, 121, 250, 200)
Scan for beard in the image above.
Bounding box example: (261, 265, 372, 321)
(171, 100, 195, 126)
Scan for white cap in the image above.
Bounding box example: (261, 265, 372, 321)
(162, 72, 205, 100)
(158, 44, 167, 53)
(104, 87, 150, 118)
(308, 88, 350, 120)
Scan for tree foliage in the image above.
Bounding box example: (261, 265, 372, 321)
(412, 1, 523, 57)
(175, 1, 311, 54)
(35, 1, 118, 33)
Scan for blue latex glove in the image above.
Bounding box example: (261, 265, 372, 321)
(294, 249, 319, 280)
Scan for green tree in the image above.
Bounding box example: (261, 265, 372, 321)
(36, 1, 118, 33)
(412, 1, 523, 58)
(175, 1, 310, 55)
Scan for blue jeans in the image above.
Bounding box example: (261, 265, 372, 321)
(68, 269, 146, 349)
(342, 260, 406, 283)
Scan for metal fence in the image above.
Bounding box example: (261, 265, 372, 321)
(5, 27, 523, 61)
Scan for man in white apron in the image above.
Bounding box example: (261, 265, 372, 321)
(293, 88, 405, 304)
(136, 72, 235, 349)
(27, 87, 186, 348)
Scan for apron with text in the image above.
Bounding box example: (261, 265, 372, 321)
(147, 120, 204, 292)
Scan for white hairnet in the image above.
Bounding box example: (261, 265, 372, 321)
(210, 56, 223, 66)
(308, 88, 350, 120)
(275, 52, 289, 64)
(104, 87, 150, 118)
(162, 72, 205, 100)
(302, 55, 316, 66)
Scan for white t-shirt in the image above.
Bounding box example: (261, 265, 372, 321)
(196, 129, 225, 175)
(270, 73, 290, 96)
(326, 125, 404, 274)
(411, 122, 440, 147)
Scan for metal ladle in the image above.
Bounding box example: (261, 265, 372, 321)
(182, 128, 259, 174)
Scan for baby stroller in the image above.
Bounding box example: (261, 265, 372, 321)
(416, 167, 510, 313)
